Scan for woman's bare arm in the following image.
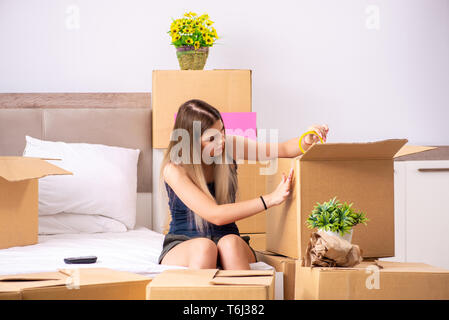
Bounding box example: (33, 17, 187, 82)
(225, 134, 281, 161)
(225, 134, 306, 161)
(226, 125, 329, 161)
(163, 163, 292, 226)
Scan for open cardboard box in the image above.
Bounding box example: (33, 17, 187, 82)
(0, 268, 152, 300)
(266, 139, 436, 259)
(0, 156, 72, 249)
(148, 268, 275, 300)
(295, 260, 449, 300)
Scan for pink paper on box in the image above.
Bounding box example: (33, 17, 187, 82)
(174, 112, 257, 140)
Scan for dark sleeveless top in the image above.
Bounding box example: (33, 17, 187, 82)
(165, 179, 240, 238)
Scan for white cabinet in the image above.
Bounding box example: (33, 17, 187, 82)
(381, 160, 449, 270)
(404, 160, 449, 269)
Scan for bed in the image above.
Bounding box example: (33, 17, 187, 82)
(0, 93, 273, 278)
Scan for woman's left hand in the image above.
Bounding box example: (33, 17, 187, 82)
(303, 124, 329, 151)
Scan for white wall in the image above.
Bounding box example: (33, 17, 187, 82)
(1, 0, 448, 146)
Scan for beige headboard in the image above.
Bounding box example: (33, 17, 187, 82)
(0, 93, 152, 193)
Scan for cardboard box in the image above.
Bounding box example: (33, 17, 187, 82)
(148, 269, 275, 300)
(242, 233, 266, 252)
(295, 260, 449, 300)
(0, 268, 152, 300)
(0, 156, 72, 249)
(152, 69, 252, 148)
(255, 251, 296, 300)
(266, 139, 430, 259)
(235, 161, 269, 233)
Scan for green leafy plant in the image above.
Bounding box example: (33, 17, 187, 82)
(306, 197, 369, 236)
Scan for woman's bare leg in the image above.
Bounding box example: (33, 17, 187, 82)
(216, 234, 256, 270)
(161, 237, 218, 269)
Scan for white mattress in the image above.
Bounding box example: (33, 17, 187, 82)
(0, 227, 273, 278)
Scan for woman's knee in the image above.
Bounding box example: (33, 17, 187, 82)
(216, 234, 242, 253)
(194, 238, 218, 256)
(189, 238, 218, 268)
(217, 234, 255, 269)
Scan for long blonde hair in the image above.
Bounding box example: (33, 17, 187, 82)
(159, 99, 238, 234)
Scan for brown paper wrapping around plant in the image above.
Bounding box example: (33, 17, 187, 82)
(302, 231, 363, 268)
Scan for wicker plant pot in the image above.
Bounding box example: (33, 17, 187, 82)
(176, 46, 209, 70)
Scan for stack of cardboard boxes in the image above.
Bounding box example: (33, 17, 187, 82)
(257, 141, 449, 300)
(154, 69, 269, 251)
(150, 69, 275, 299)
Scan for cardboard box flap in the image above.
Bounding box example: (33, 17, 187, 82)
(210, 277, 273, 286)
(56, 268, 152, 286)
(215, 270, 274, 277)
(0, 271, 67, 293)
(0, 273, 62, 281)
(0, 268, 152, 294)
(393, 145, 437, 158)
(0, 156, 72, 182)
(300, 139, 408, 161)
(308, 261, 449, 274)
(211, 270, 274, 286)
(374, 261, 449, 273)
(150, 269, 218, 287)
(150, 269, 274, 288)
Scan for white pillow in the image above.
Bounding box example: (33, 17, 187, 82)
(39, 213, 127, 235)
(23, 135, 140, 229)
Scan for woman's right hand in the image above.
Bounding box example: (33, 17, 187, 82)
(265, 167, 294, 207)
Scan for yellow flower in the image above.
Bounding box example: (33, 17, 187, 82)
(184, 11, 197, 18)
(205, 36, 213, 45)
(170, 13, 216, 45)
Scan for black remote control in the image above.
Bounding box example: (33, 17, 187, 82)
(64, 256, 97, 264)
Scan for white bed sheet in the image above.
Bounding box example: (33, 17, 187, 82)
(0, 227, 273, 278)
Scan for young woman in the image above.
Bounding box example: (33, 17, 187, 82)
(158, 99, 329, 270)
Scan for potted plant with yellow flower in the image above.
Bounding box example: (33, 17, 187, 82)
(167, 11, 219, 70)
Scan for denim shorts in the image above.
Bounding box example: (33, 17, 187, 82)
(158, 233, 258, 268)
